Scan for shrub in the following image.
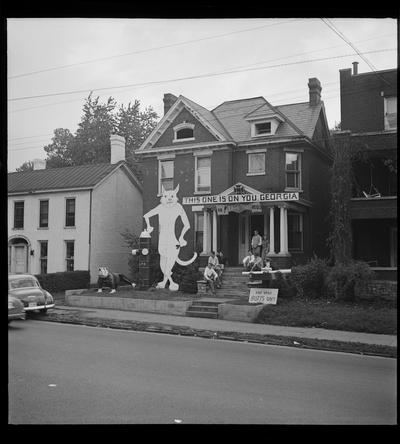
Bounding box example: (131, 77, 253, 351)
(290, 256, 329, 299)
(35, 270, 90, 293)
(326, 260, 375, 302)
(272, 272, 296, 299)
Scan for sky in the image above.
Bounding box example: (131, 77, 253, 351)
(7, 17, 398, 172)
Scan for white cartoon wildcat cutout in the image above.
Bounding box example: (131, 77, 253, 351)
(143, 184, 197, 291)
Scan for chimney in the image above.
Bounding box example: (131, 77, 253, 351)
(110, 134, 126, 164)
(163, 93, 178, 115)
(308, 77, 322, 106)
(352, 61, 359, 75)
(33, 158, 46, 170)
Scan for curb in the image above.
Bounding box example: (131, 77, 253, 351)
(32, 311, 397, 359)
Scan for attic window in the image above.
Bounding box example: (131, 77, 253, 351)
(173, 122, 195, 142)
(255, 122, 271, 135)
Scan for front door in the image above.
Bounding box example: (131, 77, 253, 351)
(13, 245, 27, 274)
(238, 213, 249, 264)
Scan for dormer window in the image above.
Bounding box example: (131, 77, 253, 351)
(247, 114, 283, 138)
(173, 121, 195, 142)
(255, 122, 271, 135)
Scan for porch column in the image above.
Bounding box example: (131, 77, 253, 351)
(212, 209, 218, 252)
(284, 207, 289, 253)
(202, 209, 209, 255)
(269, 207, 275, 254)
(207, 210, 212, 253)
(279, 206, 289, 254)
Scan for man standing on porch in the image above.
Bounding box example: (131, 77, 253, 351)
(251, 230, 262, 256)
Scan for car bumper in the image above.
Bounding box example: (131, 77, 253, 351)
(24, 303, 55, 312)
(8, 312, 26, 321)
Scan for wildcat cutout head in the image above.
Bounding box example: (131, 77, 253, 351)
(160, 184, 179, 205)
(98, 267, 110, 278)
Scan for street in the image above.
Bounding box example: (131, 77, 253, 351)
(9, 320, 397, 424)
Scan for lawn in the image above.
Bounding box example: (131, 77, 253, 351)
(255, 297, 397, 335)
(55, 287, 397, 336)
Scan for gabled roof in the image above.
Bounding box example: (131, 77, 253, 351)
(139, 93, 328, 151)
(8, 162, 140, 194)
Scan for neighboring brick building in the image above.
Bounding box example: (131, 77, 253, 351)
(337, 63, 397, 275)
(136, 78, 333, 268)
(8, 135, 143, 283)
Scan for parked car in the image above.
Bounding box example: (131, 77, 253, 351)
(8, 295, 26, 323)
(8, 274, 55, 314)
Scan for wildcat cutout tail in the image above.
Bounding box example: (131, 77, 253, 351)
(176, 252, 198, 266)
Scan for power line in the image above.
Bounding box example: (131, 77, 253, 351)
(321, 18, 392, 87)
(8, 19, 301, 80)
(8, 48, 396, 103)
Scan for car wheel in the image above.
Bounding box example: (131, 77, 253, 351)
(40, 309, 48, 314)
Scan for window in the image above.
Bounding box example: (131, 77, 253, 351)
(194, 213, 204, 252)
(384, 96, 397, 130)
(195, 156, 211, 192)
(65, 198, 75, 227)
(39, 241, 48, 274)
(285, 152, 301, 189)
(39, 200, 49, 228)
(65, 241, 74, 271)
(159, 159, 174, 192)
(177, 128, 194, 139)
(288, 213, 303, 251)
(14, 201, 24, 229)
(255, 122, 271, 135)
(173, 122, 195, 142)
(248, 152, 265, 175)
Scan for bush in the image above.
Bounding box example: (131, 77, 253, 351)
(272, 272, 296, 299)
(290, 256, 329, 299)
(326, 260, 375, 302)
(35, 270, 90, 293)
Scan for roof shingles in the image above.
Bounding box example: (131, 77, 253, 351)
(8, 163, 118, 194)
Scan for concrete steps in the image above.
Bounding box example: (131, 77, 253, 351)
(186, 300, 219, 319)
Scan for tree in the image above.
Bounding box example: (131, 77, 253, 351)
(117, 100, 158, 180)
(15, 160, 34, 172)
(327, 132, 353, 265)
(69, 93, 118, 165)
(44, 128, 75, 168)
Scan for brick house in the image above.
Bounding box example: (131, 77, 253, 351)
(8, 135, 142, 283)
(337, 63, 397, 277)
(136, 78, 332, 268)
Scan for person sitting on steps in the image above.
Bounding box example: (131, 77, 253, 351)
(243, 250, 255, 270)
(249, 251, 263, 272)
(203, 262, 219, 295)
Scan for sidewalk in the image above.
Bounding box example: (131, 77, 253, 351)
(45, 304, 397, 349)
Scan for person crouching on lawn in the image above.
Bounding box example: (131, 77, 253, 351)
(97, 267, 136, 294)
(203, 263, 219, 295)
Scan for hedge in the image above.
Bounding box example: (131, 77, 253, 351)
(35, 270, 90, 293)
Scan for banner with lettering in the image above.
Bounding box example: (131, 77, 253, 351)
(182, 192, 299, 205)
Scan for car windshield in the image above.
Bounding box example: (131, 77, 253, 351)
(9, 277, 39, 289)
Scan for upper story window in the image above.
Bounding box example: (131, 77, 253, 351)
(255, 122, 271, 135)
(39, 200, 49, 228)
(14, 201, 24, 229)
(173, 122, 195, 142)
(195, 156, 211, 193)
(384, 96, 397, 130)
(285, 152, 302, 189)
(159, 159, 174, 193)
(65, 198, 76, 227)
(247, 151, 266, 175)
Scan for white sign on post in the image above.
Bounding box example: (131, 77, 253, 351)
(249, 288, 278, 304)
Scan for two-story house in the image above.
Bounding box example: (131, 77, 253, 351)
(337, 63, 397, 277)
(8, 135, 143, 283)
(136, 78, 332, 268)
